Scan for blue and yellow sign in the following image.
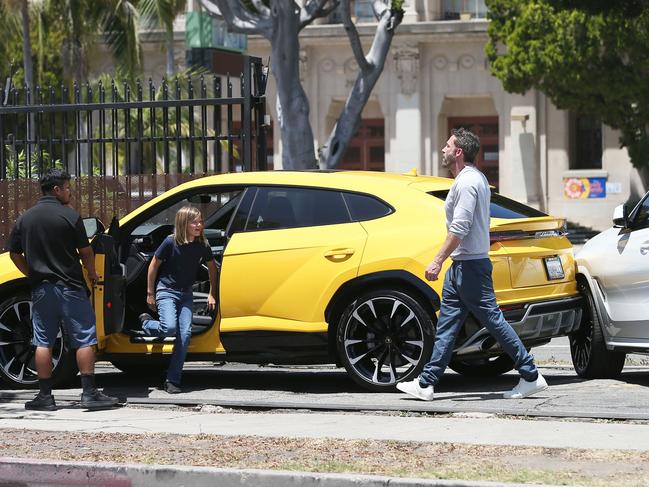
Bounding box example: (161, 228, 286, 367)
(564, 177, 606, 199)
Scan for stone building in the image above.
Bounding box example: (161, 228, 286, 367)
(91, 0, 647, 230)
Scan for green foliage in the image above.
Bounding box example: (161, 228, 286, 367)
(391, 0, 405, 13)
(486, 0, 649, 170)
(0, 2, 65, 88)
(4, 145, 62, 179)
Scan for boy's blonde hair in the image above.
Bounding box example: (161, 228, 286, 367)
(174, 206, 207, 246)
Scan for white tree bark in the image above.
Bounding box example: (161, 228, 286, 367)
(210, 0, 401, 170)
(319, 0, 402, 168)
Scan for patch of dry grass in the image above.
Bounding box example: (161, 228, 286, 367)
(1, 429, 649, 486)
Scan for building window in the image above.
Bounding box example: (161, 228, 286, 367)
(571, 114, 602, 170)
(354, 0, 376, 22)
(442, 0, 488, 20)
(340, 119, 385, 171)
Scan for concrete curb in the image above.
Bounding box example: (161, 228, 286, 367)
(0, 457, 567, 487)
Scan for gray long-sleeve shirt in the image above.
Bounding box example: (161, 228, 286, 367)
(445, 165, 491, 261)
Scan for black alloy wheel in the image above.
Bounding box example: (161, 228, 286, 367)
(337, 289, 434, 392)
(569, 283, 625, 379)
(0, 291, 76, 388)
(449, 353, 515, 377)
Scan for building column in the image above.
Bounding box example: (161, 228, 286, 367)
(391, 45, 421, 173)
(401, 0, 419, 22)
(504, 93, 540, 206)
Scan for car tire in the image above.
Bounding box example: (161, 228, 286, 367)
(569, 284, 625, 379)
(448, 353, 515, 377)
(0, 291, 77, 389)
(336, 288, 435, 392)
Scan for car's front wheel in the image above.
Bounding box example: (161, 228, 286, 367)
(0, 291, 77, 388)
(569, 284, 625, 379)
(336, 288, 434, 392)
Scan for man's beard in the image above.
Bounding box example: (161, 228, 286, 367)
(441, 152, 454, 168)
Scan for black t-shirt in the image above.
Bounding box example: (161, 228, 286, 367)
(154, 235, 214, 292)
(6, 196, 90, 290)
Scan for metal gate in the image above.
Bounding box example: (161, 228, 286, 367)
(0, 56, 268, 246)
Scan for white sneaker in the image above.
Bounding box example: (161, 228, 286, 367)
(504, 372, 548, 399)
(396, 378, 434, 401)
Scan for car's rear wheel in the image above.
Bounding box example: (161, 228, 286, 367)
(0, 291, 77, 388)
(336, 289, 434, 392)
(449, 353, 515, 377)
(569, 284, 625, 379)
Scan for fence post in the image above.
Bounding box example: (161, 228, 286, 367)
(0, 90, 5, 179)
(242, 56, 253, 172)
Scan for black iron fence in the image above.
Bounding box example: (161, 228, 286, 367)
(0, 56, 269, 246)
(0, 56, 268, 178)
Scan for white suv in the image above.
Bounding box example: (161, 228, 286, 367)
(572, 192, 649, 378)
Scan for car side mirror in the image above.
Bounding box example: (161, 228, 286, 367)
(612, 204, 629, 228)
(83, 217, 105, 238)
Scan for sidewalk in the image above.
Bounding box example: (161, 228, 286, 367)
(1, 402, 648, 451)
(2, 401, 647, 486)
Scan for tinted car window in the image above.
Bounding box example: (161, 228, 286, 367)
(246, 187, 351, 231)
(429, 190, 546, 219)
(632, 193, 649, 229)
(343, 192, 392, 221)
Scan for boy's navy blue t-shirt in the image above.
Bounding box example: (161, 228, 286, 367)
(154, 235, 214, 292)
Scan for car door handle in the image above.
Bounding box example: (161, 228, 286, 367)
(641, 245, 649, 255)
(324, 248, 356, 259)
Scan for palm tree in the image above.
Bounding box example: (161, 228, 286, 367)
(53, 0, 142, 85)
(2, 0, 34, 89)
(139, 0, 187, 76)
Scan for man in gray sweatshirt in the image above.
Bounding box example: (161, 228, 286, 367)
(397, 128, 547, 401)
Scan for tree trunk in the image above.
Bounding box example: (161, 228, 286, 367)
(165, 24, 175, 76)
(270, 3, 316, 169)
(320, 10, 400, 169)
(20, 0, 33, 89)
(320, 69, 382, 169)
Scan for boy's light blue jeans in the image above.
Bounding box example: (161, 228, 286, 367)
(142, 288, 193, 386)
(419, 258, 538, 387)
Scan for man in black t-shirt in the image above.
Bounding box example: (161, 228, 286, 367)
(7, 169, 118, 411)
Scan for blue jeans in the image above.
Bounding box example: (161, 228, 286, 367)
(31, 282, 97, 349)
(142, 288, 193, 385)
(419, 258, 538, 387)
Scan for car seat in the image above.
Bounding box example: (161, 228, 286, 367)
(259, 195, 297, 229)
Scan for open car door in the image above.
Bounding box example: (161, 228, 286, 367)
(85, 218, 126, 347)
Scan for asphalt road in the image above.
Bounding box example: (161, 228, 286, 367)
(1, 339, 648, 421)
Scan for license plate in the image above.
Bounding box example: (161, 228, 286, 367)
(544, 256, 565, 280)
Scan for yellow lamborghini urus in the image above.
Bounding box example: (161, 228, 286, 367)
(0, 171, 582, 391)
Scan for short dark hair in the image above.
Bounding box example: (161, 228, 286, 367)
(451, 127, 481, 163)
(40, 168, 71, 194)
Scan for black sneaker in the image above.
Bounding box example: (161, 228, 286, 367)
(80, 389, 120, 409)
(163, 380, 182, 394)
(25, 393, 57, 411)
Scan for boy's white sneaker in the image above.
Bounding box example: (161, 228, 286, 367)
(504, 372, 548, 399)
(396, 378, 434, 401)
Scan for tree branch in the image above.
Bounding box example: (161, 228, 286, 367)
(339, 0, 371, 72)
(367, 7, 402, 63)
(250, 0, 271, 17)
(299, 0, 338, 29)
(371, 0, 388, 20)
